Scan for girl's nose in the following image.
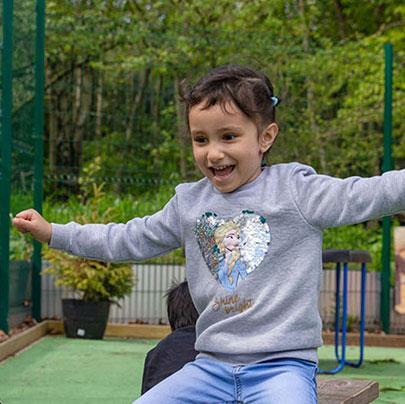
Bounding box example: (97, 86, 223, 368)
(207, 145, 225, 163)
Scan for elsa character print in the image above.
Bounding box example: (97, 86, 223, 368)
(214, 222, 248, 291)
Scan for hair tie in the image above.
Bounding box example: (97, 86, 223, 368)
(271, 96, 280, 107)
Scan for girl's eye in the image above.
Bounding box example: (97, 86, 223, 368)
(223, 133, 237, 141)
(193, 136, 207, 144)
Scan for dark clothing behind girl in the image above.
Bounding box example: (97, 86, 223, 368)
(141, 326, 198, 394)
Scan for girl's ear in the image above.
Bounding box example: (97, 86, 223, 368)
(259, 123, 279, 153)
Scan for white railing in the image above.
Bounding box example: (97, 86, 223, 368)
(41, 264, 405, 334)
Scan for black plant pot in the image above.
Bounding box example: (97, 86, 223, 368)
(62, 298, 110, 339)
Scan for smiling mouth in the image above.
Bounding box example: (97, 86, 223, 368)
(210, 165, 235, 178)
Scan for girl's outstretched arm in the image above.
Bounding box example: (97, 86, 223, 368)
(289, 163, 405, 229)
(33, 191, 182, 263)
(12, 209, 52, 244)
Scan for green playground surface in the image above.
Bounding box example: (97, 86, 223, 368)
(0, 336, 404, 404)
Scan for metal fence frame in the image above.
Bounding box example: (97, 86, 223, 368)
(0, 0, 45, 333)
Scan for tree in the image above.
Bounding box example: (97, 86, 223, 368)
(43, 0, 405, 200)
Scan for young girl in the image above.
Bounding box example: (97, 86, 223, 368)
(13, 65, 405, 403)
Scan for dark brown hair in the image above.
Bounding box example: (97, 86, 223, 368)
(179, 64, 279, 132)
(165, 280, 198, 331)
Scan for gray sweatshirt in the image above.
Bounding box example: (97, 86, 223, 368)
(50, 163, 405, 364)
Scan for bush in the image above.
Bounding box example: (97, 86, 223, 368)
(42, 248, 134, 303)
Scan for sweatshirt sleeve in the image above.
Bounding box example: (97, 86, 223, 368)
(49, 192, 183, 262)
(289, 163, 405, 230)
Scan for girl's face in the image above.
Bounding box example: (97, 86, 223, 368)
(189, 101, 278, 193)
(223, 229, 240, 251)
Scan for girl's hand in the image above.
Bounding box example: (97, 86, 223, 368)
(12, 209, 52, 244)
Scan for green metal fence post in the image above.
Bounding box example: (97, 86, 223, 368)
(0, 0, 14, 334)
(381, 43, 393, 334)
(32, 0, 46, 321)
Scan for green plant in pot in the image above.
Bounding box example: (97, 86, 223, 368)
(42, 157, 135, 339)
(43, 248, 134, 339)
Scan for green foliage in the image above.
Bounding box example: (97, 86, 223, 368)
(9, 227, 33, 261)
(44, 0, 404, 188)
(323, 223, 382, 272)
(42, 249, 134, 303)
(324, 218, 400, 280)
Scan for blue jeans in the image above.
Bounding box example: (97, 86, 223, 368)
(135, 357, 318, 403)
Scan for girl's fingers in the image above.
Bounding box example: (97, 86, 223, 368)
(15, 209, 37, 220)
(12, 217, 32, 233)
(12, 208, 51, 243)
(12, 209, 39, 233)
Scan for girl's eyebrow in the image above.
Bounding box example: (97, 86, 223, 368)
(190, 125, 241, 136)
(217, 125, 242, 132)
(190, 130, 205, 136)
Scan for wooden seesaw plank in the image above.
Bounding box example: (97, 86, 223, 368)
(318, 379, 379, 403)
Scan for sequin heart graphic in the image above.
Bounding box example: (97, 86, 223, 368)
(194, 210, 270, 291)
